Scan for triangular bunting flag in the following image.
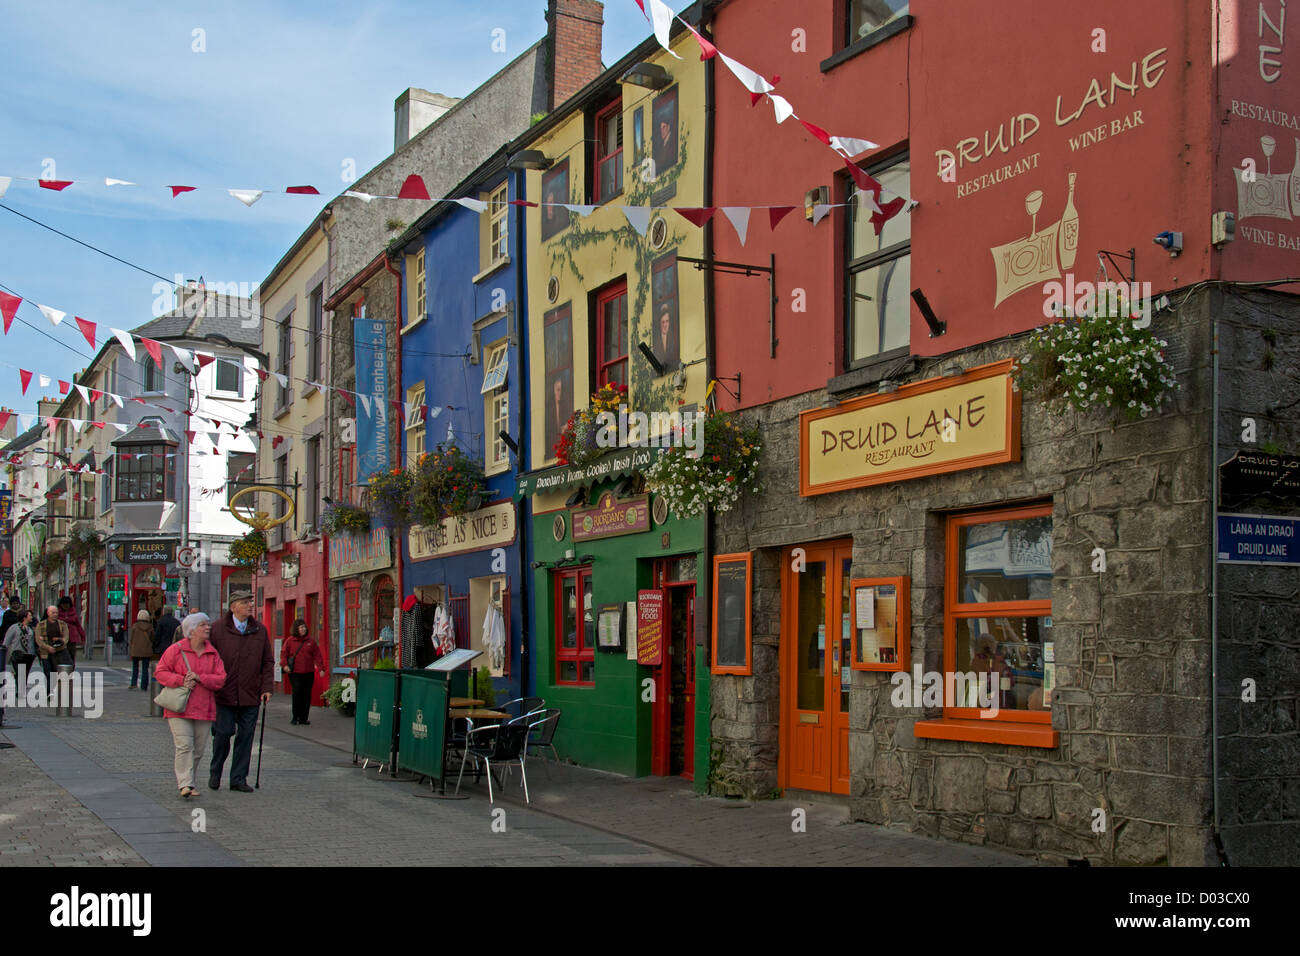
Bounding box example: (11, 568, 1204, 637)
(141, 338, 163, 369)
(562, 204, 598, 217)
(721, 207, 752, 245)
(112, 422, 129, 433)
(674, 207, 716, 228)
(74, 384, 90, 403)
(254, 367, 268, 381)
(870, 196, 908, 236)
(344, 190, 378, 203)
(90, 388, 103, 402)
(768, 206, 796, 229)
(74, 315, 96, 348)
(228, 189, 264, 207)
(0, 411, 9, 431)
(811, 203, 833, 226)
(195, 353, 216, 369)
(358, 394, 372, 417)
(19, 413, 33, 431)
(718, 51, 774, 94)
(273, 372, 288, 388)
(508, 199, 538, 208)
(647, 0, 682, 58)
(404, 401, 421, 423)
(749, 75, 779, 107)
(398, 175, 431, 200)
(169, 343, 196, 372)
(286, 185, 320, 195)
(622, 206, 653, 236)
(111, 328, 137, 360)
(18, 370, 32, 394)
(109, 393, 123, 407)
(0, 291, 20, 334)
(208, 432, 221, 448)
(168, 186, 196, 197)
(105, 178, 135, 187)
(58, 380, 70, 394)
(39, 374, 51, 388)
(684, 22, 718, 60)
(830, 135, 878, 157)
(0, 176, 10, 199)
(799, 119, 832, 146)
(185, 430, 196, 442)
(38, 179, 74, 191)
(338, 389, 355, 408)
(453, 198, 488, 213)
(770, 95, 795, 124)
(38, 304, 66, 327)
(68, 419, 84, 434)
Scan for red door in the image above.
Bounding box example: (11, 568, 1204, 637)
(651, 560, 697, 779)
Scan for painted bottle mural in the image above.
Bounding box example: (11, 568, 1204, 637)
(1291, 138, 1300, 216)
(1058, 172, 1078, 270)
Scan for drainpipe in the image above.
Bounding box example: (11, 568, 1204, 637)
(385, 256, 404, 664)
(700, 16, 716, 785)
(513, 171, 532, 698)
(1209, 296, 1227, 865)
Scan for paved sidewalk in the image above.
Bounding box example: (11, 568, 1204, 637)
(2, 666, 1032, 866)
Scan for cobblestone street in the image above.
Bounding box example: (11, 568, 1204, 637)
(1, 664, 1032, 867)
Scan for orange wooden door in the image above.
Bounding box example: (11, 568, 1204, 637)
(783, 542, 853, 795)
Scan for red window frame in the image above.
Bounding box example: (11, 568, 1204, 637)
(342, 580, 361, 664)
(593, 99, 623, 204)
(554, 566, 593, 686)
(594, 279, 628, 389)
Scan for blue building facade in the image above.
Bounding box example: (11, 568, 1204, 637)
(395, 151, 531, 702)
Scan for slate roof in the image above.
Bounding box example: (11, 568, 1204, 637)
(130, 293, 262, 349)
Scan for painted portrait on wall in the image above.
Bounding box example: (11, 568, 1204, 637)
(543, 303, 574, 455)
(651, 251, 679, 370)
(652, 86, 679, 179)
(540, 157, 571, 241)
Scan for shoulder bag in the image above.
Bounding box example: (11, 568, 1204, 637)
(154, 648, 194, 712)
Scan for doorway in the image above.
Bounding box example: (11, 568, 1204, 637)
(652, 557, 696, 779)
(781, 540, 853, 795)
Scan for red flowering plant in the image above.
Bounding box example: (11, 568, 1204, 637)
(366, 466, 415, 527)
(554, 382, 628, 466)
(412, 444, 488, 525)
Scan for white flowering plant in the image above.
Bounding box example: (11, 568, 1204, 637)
(1014, 290, 1178, 421)
(645, 410, 761, 518)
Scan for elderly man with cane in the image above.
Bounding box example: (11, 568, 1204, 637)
(207, 591, 273, 793)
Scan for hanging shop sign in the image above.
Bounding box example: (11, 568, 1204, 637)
(1219, 449, 1300, 504)
(116, 539, 177, 563)
(408, 501, 517, 561)
(1217, 513, 1300, 567)
(328, 526, 392, 579)
(800, 360, 1020, 496)
(572, 493, 651, 542)
(0, 489, 11, 534)
(636, 589, 666, 666)
(515, 447, 662, 499)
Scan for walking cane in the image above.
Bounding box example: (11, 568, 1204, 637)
(255, 697, 268, 789)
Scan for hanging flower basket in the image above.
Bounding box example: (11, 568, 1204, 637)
(320, 502, 372, 537)
(554, 383, 627, 466)
(645, 410, 762, 518)
(412, 445, 488, 525)
(1013, 288, 1178, 421)
(367, 467, 416, 527)
(66, 525, 102, 560)
(38, 548, 66, 576)
(229, 529, 266, 567)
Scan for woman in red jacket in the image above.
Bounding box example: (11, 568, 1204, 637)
(155, 612, 227, 798)
(281, 618, 326, 726)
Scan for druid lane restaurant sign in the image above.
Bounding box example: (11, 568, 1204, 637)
(800, 360, 1020, 496)
(408, 501, 517, 561)
(572, 493, 651, 542)
(328, 526, 392, 579)
(1220, 449, 1300, 504)
(516, 447, 661, 499)
(115, 540, 178, 563)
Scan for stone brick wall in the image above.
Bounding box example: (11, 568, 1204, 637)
(547, 0, 605, 110)
(709, 289, 1248, 864)
(1213, 287, 1300, 866)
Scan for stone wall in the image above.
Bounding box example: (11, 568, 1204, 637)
(1213, 287, 1300, 866)
(710, 289, 1241, 864)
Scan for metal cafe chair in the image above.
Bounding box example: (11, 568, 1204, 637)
(525, 709, 562, 766)
(455, 719, 532, 804)
(494, 696, 545, 721)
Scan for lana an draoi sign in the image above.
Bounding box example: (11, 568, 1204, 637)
(800, 360, 1020, 496)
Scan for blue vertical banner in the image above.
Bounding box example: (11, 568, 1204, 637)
(354, 318, 390, 480)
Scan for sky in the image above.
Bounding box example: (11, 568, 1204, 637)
(0, 0, 661, 419)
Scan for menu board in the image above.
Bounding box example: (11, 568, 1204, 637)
(636, 590, 665, 666)
(851, 577, 909, 672)
(711, 553, 752, 674)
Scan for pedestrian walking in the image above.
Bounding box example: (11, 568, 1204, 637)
(57, 596, 85, 668)
(34, 606, 71, 686)
(154, 605, 180, 649)
(154, 612, 227, 799)
(1, 595, 24, 638)
(281, 617, 326, 726)
(207, 591, 273, 793)
(3, 609, 35, 681)
(128, 610, 156, 689)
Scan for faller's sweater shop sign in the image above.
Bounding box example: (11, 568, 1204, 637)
(800, 360, 1020, 496)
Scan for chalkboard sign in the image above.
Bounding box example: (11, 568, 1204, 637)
(711, 553, 752, 675)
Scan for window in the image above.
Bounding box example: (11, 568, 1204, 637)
(847, 1, 909, 45)
(409, 251, 426, 328)
(227, 452, 256, 505)
(487, 183, 508, 267)
(482, 342, 510, 475)
(338, 444, 356, 505)
(554, 566, 593, 686)
(277, 313, 293, 409)
(100, 460, 113, 514)
(342, 580, 361, 664)
(215, 358, 242, 394)
(405, 382, 425, 468)
(917, 502, 1056, 748)
(308, 286, 324, 381)
(846, 155, 910, 367)
(593, 99, 623, 204)
(114, 443, 176, 502)
(140, 355, 164, 393)
(305, 437, 320, 529)
(594, 279, 629, 389)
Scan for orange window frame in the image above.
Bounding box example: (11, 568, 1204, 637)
(710, 552, 753, 675)
(916, 501, 1057, 748)
(849, 575, 909, 672)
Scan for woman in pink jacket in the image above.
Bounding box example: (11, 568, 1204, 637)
(155, 612, 227, 798)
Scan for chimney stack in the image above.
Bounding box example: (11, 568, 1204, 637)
(394, 89, 461, 151)
(547, 0, 605, 111)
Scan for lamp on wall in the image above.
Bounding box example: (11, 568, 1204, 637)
(637, 341, 665, 376)
(506, 150, 552, 171)
(621, 62, 672, 89)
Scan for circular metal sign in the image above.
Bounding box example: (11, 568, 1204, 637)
(552, 513, 567, 542)
(652, 495, 669, 525)
(176, 546, 199, 569)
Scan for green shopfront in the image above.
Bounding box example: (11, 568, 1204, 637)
(519, 448, 708, 788)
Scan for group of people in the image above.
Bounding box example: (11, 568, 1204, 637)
(155, 591, 326, 798)
(0, 596, 88, 727)
(126, 605, 181, 689)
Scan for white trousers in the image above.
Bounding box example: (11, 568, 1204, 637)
(167, 717, 211, 790)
